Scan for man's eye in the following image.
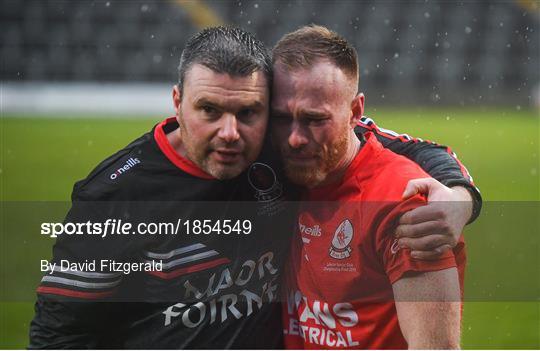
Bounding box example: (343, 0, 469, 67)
(237, 109, 254, 120)
(307, 118, 327, 125)
(202, 106, 218, 114)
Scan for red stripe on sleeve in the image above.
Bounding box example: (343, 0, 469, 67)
(37, 286, 116, 299)
(358, 116, 474, 183)
(446, 146, 474, 184)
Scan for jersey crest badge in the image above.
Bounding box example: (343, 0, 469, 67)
(247, 162, 285, 217)
(329, 219, 354, 259)
(247, 162, 283, 203)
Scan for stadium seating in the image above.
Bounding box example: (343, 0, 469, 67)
(1, 0, 538, 104)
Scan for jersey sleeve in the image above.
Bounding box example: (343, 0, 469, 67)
(374, 195, 458, 284)
(355, 116, 482, 224)
(29, 187, 137, 348)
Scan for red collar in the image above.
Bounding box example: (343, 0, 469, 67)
(153, 117, 215, 180)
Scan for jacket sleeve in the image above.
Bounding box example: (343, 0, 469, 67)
(355, 116, 482, 223)
(29, 187, 133, 349)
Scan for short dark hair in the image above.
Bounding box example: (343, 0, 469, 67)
(178, 26, 272, 89)
(272, 25, 358, 82)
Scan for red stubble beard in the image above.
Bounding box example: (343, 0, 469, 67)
(281, 131, 349, 188)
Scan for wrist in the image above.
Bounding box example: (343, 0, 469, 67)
(443, 179, 482, 224)
(450, 185, 474, 224)
(450, 185, 473, 202)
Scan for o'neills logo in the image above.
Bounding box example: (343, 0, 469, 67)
(109, 157, 141, 180)
(329, 219, 354, 259)
(299, 222, 322, 237)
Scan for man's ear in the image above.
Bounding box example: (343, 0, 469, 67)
(350, 93, 365, 127)
(172, 84, 182, 116)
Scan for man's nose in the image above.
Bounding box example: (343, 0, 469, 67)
(288, 122, 309, 149)
(217, 113, 240, 143)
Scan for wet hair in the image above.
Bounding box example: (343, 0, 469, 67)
(178, 26, 272, 89)
(272, 24, 358, 82)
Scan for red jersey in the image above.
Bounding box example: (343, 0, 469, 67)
(282, 132, 466, 349)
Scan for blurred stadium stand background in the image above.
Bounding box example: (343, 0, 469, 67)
(1, 0, 539, 113)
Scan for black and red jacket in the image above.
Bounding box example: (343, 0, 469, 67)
(29, 117, 481, 349)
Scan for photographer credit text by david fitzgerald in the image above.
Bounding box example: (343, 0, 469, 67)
(40, 259, 163, 275)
